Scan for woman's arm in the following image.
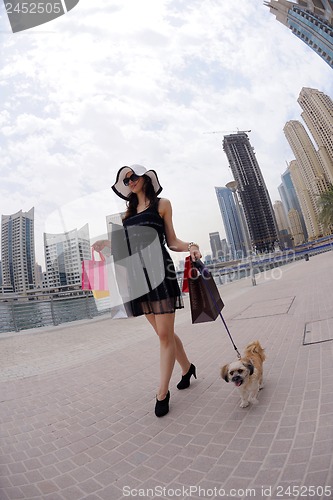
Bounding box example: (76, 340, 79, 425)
(159, 198, 202, 261)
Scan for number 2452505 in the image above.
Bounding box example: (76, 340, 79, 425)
(5, 3, 62, 14)
(276, 485, 331, 497)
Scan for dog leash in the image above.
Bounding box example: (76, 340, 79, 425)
(193, 260, 242, 359)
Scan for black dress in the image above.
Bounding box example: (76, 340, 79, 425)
(122, 199, 184, 317)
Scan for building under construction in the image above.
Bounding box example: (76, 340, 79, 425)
(223, 132, 279, 253)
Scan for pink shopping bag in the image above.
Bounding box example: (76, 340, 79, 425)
(81, 250, 108, 291)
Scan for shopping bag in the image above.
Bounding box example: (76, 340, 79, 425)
(81, 250, 108, 291)
(92, 290, 112, 312)
(106, 255, 133, 319)
(93, 290, 109, 299)
(188, 260, 224, 323)
(182, 256, 191, 293)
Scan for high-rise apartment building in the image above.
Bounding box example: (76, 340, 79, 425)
(265, 0, 333, 68)
(288, 159, 322, 238)
(274, 200, 290, 232)
(222, 132, 278, 253)
(284, 120, 329, 237)
(1, 208, 36, 293)
(44, 224, 91, 288)
(288, 208, 305, 245)
(215, 187, 247, 259)
(297, 87, 333, 183)
(283, 120, 330, 195)
(273, 200, 294, 248)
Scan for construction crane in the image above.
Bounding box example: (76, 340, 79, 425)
(204, 129, 251, 134)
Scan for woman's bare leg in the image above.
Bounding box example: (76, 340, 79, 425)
(154, 313, 176, 399)
(146, 314, 191, 376)
(174, 334, 191, 375)
(145, 314, 191, 398)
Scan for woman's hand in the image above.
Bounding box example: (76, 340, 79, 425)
(189, 244, 202, 262)
(92, 239, 111, 252)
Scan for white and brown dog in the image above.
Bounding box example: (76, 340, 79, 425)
(221, 340, 266, 408)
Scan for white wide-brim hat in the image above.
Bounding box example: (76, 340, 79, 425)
(111, 164, 163, 200)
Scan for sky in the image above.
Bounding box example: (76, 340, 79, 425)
(0, 0, 332, 269)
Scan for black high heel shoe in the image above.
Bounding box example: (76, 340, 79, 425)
(155, 391, 170, 417)
(177, 364, 197, 390)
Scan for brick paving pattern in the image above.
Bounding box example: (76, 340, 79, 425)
(0, 251, 332, 499)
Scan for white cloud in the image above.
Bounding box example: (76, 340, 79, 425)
(0, 0, 332, 267)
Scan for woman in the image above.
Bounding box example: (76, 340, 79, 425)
(93, 164, 202, 417)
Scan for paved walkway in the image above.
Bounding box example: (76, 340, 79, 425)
(0, 252, 332, 500)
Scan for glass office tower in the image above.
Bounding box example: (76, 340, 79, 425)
(215, 187, 247, 259)
(279, 168, 308, 240)
(265, 0, 333, 68)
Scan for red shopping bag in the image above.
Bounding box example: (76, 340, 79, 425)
(182, 256, 192, 293)
(81, 250, 108, 291)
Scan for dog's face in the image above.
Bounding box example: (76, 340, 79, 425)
(221, 359, 254, 387)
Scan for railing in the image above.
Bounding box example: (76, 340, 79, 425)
(1, 244, 331, 335)
(179, 244, 332, 286)
(0, 291, 109, 334)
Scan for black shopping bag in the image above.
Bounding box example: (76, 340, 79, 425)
(188, 260, 224, 323)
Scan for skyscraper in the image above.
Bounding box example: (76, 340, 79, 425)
(209, 232, 224, 261)
(44, 224, 91, 288)
(273, 200, 290, 232)
(273, 200, 294, 248)
(279, 169, 302, 215)
(222, 132, 278, 253)
(1, 208, 36, 293)
(289, 208, 305, 245)
(298, 87, 333, 183)
(284, 120, 329, 236)
(288, 159, 322, 238)
(283, 120, 330, 194)
(265, 0, 333, 68)
(279, 168, 308, 241)
(215, 187, 246, 259)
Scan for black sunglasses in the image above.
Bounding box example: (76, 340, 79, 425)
(123, 173, 140, 186)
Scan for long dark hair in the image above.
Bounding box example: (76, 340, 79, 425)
(123, 175, 158, 220)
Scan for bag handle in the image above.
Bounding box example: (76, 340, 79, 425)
(182, 258, 205, 292)
(192, 258, 205, 272)
(91, 248, 105, 262)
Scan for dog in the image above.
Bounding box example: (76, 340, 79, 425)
(221, 340, 266, 408)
